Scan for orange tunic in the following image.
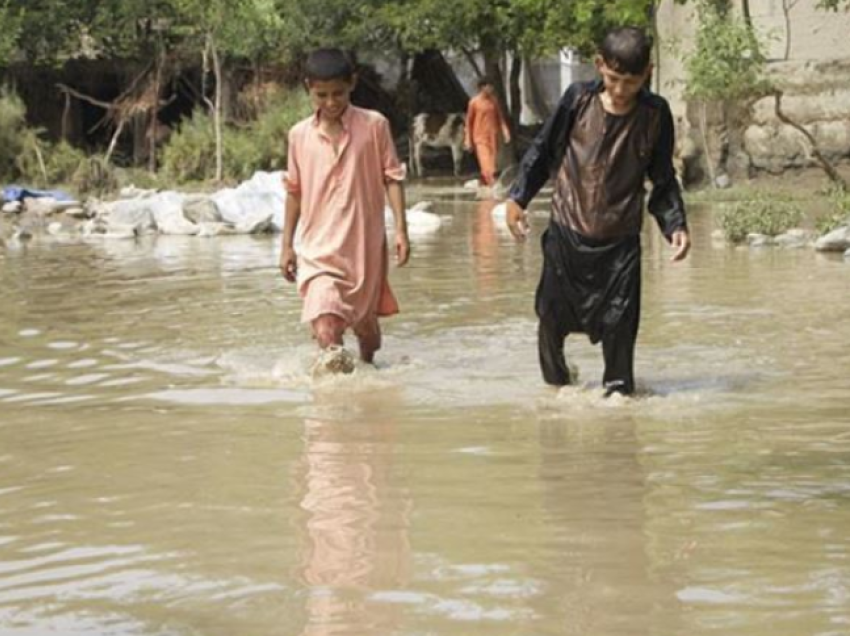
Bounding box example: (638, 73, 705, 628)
(285, 106, 405, 327)
(465, 93, 509, 185)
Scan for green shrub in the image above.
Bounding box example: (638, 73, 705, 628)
(1, 87, 89, 190)
(160, 88, 311, 184)
(161, 110, 264, 183)
(719, 191, 803, 242)
(13, 128, 48, 184)
(0, 86, 27, 179)
(250, 89, 312, 171)
(815, 186, 850, 235)
(160, 110, 219, 182)
(47, 141, 88, 184)
(72, 156, 119, 196)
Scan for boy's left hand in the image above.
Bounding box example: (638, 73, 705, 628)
(395, 231, 410, 267)
(670, 230, 691, 262)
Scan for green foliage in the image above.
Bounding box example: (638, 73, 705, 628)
(684, 0, 771, 103)
(817, 0, 850, 10)
(815, 186, 850, 235)
(0, 87, 27, 179)
(719, 191, 803, 242)
(14, 129, 50, 183)
(169, 0, 287, 60)
(161, 89, 310, 183)
(15, 135, 95, 191)
(72, 156, 119, 196)
(249, 89, 312, 171)
(0, 1, 23, 64)
(161, 110, 228, 182)
(370, 0, 656, 60)
(0, 88, 86, 186)
(46, 142, 88, 184)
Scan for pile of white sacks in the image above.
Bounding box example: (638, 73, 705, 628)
(84, 171, 287, 238)
(83, 170, 443, 239)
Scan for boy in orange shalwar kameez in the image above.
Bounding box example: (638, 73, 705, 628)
(279, 49, 410, 375)
(464, 78, 511, 187)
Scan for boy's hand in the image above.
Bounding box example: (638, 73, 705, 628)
(506, 199, 530, 242)
(279, 248, 297, 282)
(670, 229, 691, 262)
(395, 231, 410, 267)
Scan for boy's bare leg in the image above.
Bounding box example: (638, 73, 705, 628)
(312, 314, 346, 349)
(310, 314, 355, 376)
(354, 316, 381, 364)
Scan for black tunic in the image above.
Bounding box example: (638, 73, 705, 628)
(509, 80, 687, 344)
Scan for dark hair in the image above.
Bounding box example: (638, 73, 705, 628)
(477, 77, 495, 89)
(304, 48, 355, 82)
(599, 26, 653, 75)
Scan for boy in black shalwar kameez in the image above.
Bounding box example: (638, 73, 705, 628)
(506, 27, 691, 396)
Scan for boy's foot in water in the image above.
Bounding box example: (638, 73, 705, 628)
(312, 345, 356, 378)
(603, 380, 629, 398)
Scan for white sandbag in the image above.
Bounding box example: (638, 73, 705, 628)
(384, 202, 442, 234)
(211, 171, 287, 234)
(150, 192, 199, 235)
(211, 189, 275, 234)
(197, 222, 237, 237)
(101, 198, 156, 234)
(183, 195, 222, 224)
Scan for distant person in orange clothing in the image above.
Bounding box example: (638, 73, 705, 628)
(464, 78, 511, 187)
(280, 48, 410, 376)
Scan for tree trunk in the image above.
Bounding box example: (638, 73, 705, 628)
(782, 0, 800, 60)
(699, 102, 717, 187)
(482, 45, 517, 161)
(508, 54, 522, 127)
(773, 90, 847, 189)
(523, 59, 550, 121)
(61, 92, 71, 141)
(507, 53, 522, 161)
(651, 2, 661, 93)
(104, 119, 126, 165)
(205, 33, 224, 183)
(147, 48, 164, 173)
(740, 0, 752, 27)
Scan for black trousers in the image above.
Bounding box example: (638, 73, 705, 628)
(536, 224, 641, 395)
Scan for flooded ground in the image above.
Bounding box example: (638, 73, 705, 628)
(1, 183, 849, 636)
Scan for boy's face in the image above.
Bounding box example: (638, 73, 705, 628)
(306, 77, 355, 121)
(595, 57, 651, 111)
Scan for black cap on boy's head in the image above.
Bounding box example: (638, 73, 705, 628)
(598, 26, 653, 76)
(304, 48, 355, 83)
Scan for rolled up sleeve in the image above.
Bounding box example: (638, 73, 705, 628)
(378, 118, 406, 182)
(284, 127, 302, 195)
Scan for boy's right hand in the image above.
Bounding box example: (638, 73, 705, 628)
(279, 248, 297, 282)
(506, 199, 530, 242)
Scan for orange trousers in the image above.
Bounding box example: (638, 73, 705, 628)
(474, 142, 498, 185)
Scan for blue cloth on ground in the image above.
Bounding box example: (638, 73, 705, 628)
(2, 186, 76, 203)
